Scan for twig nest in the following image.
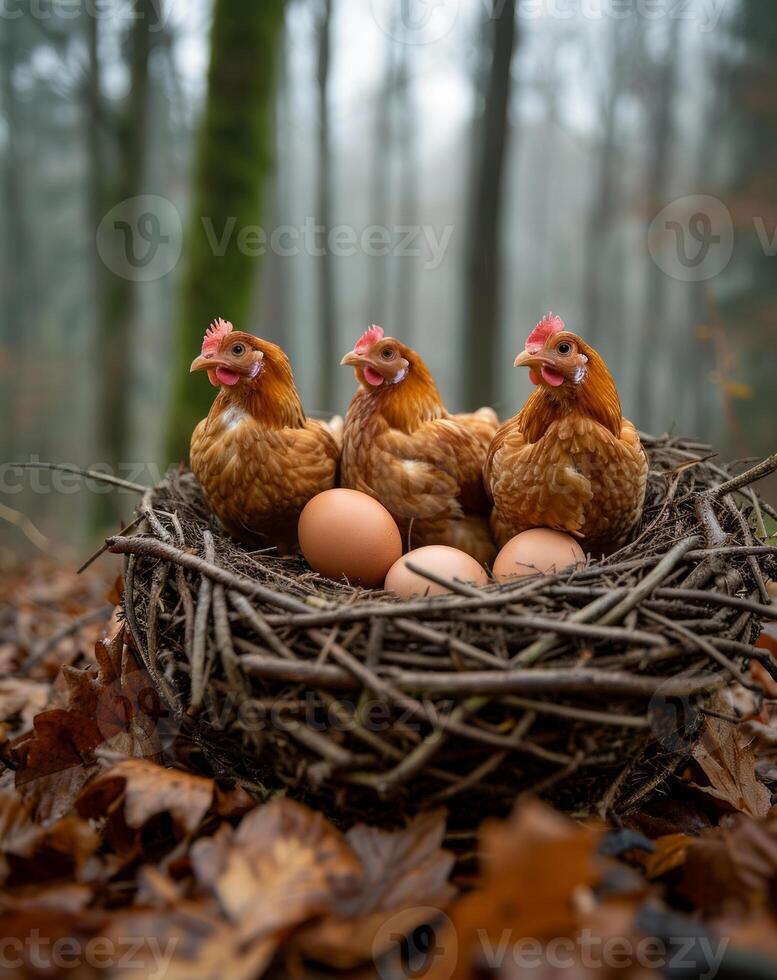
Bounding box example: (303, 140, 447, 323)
(114, 436, 777, 825)
(493, 529, 586, 581)
(298, 489, 402, 588)
(385, 546, 488, 598)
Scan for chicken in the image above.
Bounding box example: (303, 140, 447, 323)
(485, 314, 648, 556)
(340, 325, 499, 565)
(189, 318, 339, 553)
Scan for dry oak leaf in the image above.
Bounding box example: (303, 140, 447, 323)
(11, 626, 164, 823)
(691, 694, 771, 819)
(642, 834, 691, 880)
(190, 796, 362, 946)
(0, 789, 99, 889)
(294, 809, 457, 969)
(103, 906, 277, 980)
(0, 678, 50, 737)
(427, 799, 603, 980)
(679, 809, 777, 916)
(76, 758, 218, 838)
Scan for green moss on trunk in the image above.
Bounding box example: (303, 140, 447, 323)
(166, 0, 286, 463)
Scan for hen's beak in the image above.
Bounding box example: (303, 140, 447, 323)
(340, 350, 362, 368)
(190, 354, 219, 374)
(514, 350, 553, 369)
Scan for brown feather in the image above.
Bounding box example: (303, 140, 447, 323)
(342, 342, 499, 564)
(486, 336, 648, 556)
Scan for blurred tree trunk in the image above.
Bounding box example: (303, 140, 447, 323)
(94, 0, 154, 523)
(316, 0, 336, 414)
(526, 39, 558, 319)
(635, 18, 681, 428)
(582, 15, 628, 348)
(685, 50, 727, 438)
(0, 22, 30, 457)
(167, 0, 286, 461)
(83, 11, 108, 455)
(719, 0, 777, 459)
(368, 33, 397, 323)
(395, 32, 418, 342)
(464, 0, 517, 410)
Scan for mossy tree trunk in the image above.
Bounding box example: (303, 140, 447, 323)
(95, 0, 154, 525)
(316, 0, 336, 414)
(167, 0, 286, 463)
(464, 0, 518, 410)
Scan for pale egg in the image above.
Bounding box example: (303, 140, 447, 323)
(385, 545, 488, 599)
(493, 529, 586, 581)
(298, 489, 402, 588)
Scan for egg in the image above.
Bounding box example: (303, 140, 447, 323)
(385, 546, 489, 599)
(493, 529, 586, 581)
(298, 489, 402, 587)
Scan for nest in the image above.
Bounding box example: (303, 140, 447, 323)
(110, 435, 777, 824)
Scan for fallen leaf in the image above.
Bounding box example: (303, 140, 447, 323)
(77, 758, 217, 838)
(294, 809, 457, 968)
(11, 626, 165, 822)
(691, 694, 771, 818)
(642, 834, 691, 879)
(426, 800, 604, 980)
(190, 797, 362, 946)
(0, 678, 50, 737)
(104, 907, 277, 980)
(0, 790, 98, 888)
(680, 810, 777, 915)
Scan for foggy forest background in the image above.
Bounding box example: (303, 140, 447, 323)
(0, 0, 775, 562)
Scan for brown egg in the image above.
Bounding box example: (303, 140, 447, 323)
(298, 489, 402, 587)
(493, 529, 586, 581)
(385, 546, 489, 599)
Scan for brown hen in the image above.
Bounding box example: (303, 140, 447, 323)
(340, 326, 499, 565)
(485, 315, 648, 556)
(189, 319, 339, 553)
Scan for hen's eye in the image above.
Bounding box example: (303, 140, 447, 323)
(381, 348, 395, 361)
(231, 344, 246, 356)
(557, 342, 572, 355)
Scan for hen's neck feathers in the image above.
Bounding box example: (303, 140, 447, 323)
(357, 356, 446, 432)
(518, 345, 623, 442)
(208, 351, 306, 430)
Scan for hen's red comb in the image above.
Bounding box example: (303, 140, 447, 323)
(525, 313, 565, 353)
(354, 324, 385, 354)
(202, 318, 233, 356)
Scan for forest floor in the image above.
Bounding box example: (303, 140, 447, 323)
(1, 560, 777, 979)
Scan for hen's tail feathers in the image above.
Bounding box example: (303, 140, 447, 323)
(325, 415, 344, 448)
(453, 408, 500, 448)
(475, 406, 499, 426)
(446, 514, 498, 567)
